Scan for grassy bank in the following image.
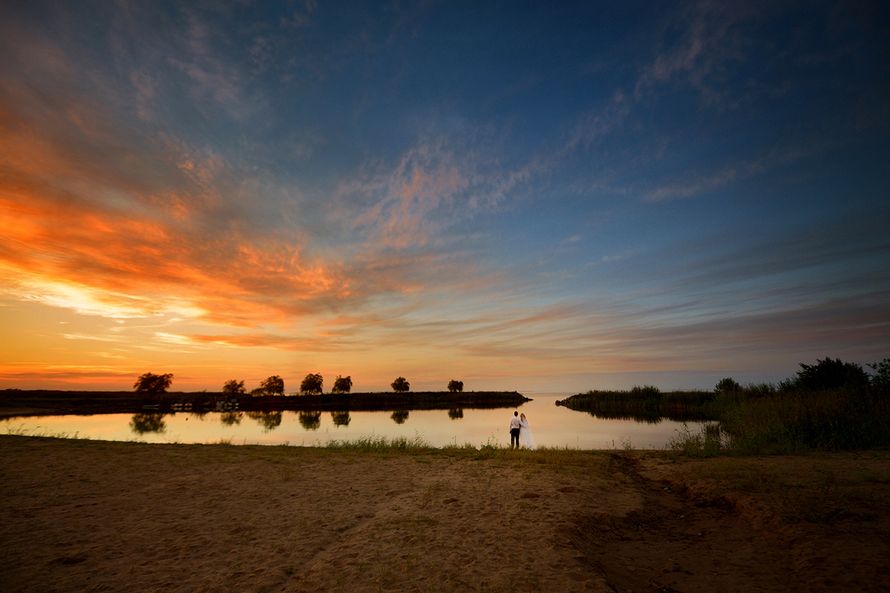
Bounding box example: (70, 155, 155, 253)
(556, 387, 716, 422)
(559, 384, 890, 455)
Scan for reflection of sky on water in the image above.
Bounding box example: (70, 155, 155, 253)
(1, 394, 704, 449)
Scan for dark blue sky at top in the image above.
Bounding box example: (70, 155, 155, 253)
(2, 0, 888, 388)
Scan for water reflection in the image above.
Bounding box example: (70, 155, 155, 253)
(130, 413, 167, 434)
(5, 394, 710, 449)
(220, 411, 243, 426)
(330, 410, 351, 427)
(247, 411, 283, 431)
(390, 410, 409, 424)
(298, 411, 322, 430)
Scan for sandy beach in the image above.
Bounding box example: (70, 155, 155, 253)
(1, 436, 888, 593)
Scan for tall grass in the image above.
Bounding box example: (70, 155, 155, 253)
(324, 435, 432, 451)
(670, 386, 890, 455)
(717, 388, 890, 454)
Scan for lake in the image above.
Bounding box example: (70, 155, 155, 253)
(1, 393, 706, 449)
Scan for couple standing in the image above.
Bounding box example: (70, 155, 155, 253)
(509, 411, 535, 450)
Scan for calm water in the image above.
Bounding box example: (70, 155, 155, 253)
(1, 393, 705, 449)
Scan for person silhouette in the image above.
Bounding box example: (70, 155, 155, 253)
(519, 413, 536, 450)
(509, 411, 521, 449)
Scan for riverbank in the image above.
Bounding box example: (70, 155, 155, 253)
(2, 436, 888, 592)
(0, 390, 530, 419)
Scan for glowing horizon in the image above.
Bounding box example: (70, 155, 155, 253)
(2, 2, 888, 392)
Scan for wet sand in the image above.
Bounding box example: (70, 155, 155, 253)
(1, 436, 888, 593)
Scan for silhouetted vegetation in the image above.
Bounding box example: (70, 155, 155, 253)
(300, 373, 324, 395)
(715, 377, 741, 394)
(565, 356, 890, 454)
(869, 358, 890, 392)
(391, 377, 410, 392)
(391, 409, 409, 424)
(447, 379, 464, 393)
(790, 357, 869, 391)
(222, 379, 246, 395)
(448, 408, 464, 420)
(556, 389, 714, 422)
(133, 373, 173, 394)
(258, 375, 285, 396)
(0, 389, 529, 418)
(332, 375, 353, 394)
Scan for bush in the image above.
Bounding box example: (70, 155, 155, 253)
(715, 377, 741, 394)
(792, 357, 869, 391)
(630, 385, 660, 397)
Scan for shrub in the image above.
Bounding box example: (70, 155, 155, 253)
(715, 377, 741, 394)
(793, 357, 869, 391)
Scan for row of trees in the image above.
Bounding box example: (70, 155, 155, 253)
(134, 372, 469, 395)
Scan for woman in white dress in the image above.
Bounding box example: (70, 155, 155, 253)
(519, 413, 536, 450)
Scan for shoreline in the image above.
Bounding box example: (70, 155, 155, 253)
(0, 389, 531, 419)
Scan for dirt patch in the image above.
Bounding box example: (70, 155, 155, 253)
(2, 437, 888, 593)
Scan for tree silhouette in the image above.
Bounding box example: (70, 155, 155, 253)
(332, 375, 353, 394)
(222, 379, 246, 395)
(391, 409, 409, 424)
(448, 408, 464, 420)
(794, 357, 869, 391)
(300, 373, 324, 395)
(447, 379, 464, 393)
(715, 377, 740, 394)
(133, 372, 173, 394)
(869, 358, 890, 392)
(259, 375, 285, 395)
(391, 377, 410, 392)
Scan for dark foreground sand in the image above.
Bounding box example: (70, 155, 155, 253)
(1, 436, 888, 593)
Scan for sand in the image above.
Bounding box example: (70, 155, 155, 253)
(1, 436, 888, 593)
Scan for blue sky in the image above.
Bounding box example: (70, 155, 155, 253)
(1, 0, 888, 391)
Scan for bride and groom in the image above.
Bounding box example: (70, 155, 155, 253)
(509, 411, 535, 450)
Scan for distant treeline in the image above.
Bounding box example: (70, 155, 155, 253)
(0, 389, 530, 418)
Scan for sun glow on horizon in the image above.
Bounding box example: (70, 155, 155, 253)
(1, 2, 888, 392)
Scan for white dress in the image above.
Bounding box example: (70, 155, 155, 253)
(519, 419, 536, 450)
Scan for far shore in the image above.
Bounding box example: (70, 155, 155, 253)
(2, 435, 888, 593)
(0, 389, 530, 419)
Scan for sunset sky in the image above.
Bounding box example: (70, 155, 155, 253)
(1, 1, 888, 393)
